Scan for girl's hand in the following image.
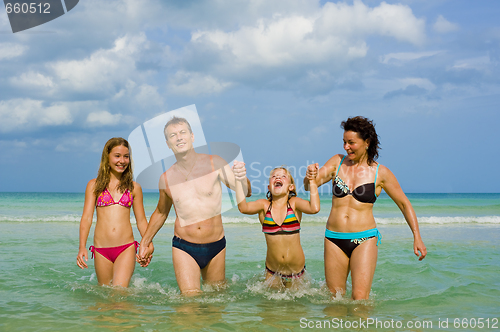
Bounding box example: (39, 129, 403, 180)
(232, 161, 247, 181)
(306, 163, 319, 180)
(76, 248, 88, 269)
(137, 243, 154, 267)
(414, 238, 427, 261)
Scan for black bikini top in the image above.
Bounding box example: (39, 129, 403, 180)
(332, 155, 380, 204)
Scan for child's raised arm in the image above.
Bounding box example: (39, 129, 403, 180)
(294, 164, 320, 214)
(233, 161, 266, 215)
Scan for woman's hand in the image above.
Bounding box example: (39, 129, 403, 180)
(76, 248, 88, 269)
(137, 243, 154, 267)
(414, 237, 427, 261)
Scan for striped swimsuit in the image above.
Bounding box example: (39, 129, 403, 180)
(262, 201, 300, 234)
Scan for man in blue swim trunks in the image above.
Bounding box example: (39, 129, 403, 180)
(138, 117, 251, 295)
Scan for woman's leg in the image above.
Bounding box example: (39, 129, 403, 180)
(111, 244, 137, 287)
(349, 237, 378, 300)
(94, 252, 114, 286)
(324, 238, 350, 296)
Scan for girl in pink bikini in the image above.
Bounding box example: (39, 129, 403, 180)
(76, 137, 154, 287)
(234, 163, 320, 288)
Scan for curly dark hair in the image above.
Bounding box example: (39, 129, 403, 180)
(341, 116, 380, 165)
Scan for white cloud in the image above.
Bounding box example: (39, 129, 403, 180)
(380, 51, 444, 64)
(55, 135, 104, 152)
(168, 71, 233, 96)
(399, 78, 436, 91)
(316, 1, 425, 45)
(0, 140, 27, 149)
(433, 15, 459, 34)
(86, 111, 122, 127)
(451, 56, 491, 71)
(49, 33, 149, 94)
(179, 0, 426, 94)
(0, 99, 72, 133)
(192, 1, 424, 69)
(134, 84, 164, 107)
(0, 43, 28, 60)
(10, 71, 55, 90)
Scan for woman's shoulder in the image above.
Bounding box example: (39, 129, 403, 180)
(320, 154, 344, 174)
(325, 154, 344, 166)
(86, 178, 97, 188)
(374, 163, 398, 183)
(132, 181, 142, 194)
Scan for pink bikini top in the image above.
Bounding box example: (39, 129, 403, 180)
(96, 188, 133, 208)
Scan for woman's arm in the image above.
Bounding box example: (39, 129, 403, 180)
(76, 179, 97, 269)
(303, 154, 341, 191)
(132, 182, 154, 267)
(380, 165, 427, 260)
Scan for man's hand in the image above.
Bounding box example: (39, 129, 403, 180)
(232, 161, 247, 181)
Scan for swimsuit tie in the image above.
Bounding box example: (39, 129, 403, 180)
(89, 246, 95, 259)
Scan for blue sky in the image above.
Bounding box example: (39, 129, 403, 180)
(0, 0, 499, 193)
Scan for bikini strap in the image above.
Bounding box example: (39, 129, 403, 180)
(89, 246, 95, 259)
(374, 163, 380, 199)
(374, 163, 380, 184)
(335, 155, 346, 177)
(266, 201, 273, 213)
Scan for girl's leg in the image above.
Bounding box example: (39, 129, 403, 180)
(94, 252, 114, 286)
(349, 237, 378, 300)
(324, 237, 350, 296)
(264, 268, 285, 289)
(111, 244, 137, 287)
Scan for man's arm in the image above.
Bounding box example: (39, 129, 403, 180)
(138, 173, 173, 258)
(215, 156, 252, 197)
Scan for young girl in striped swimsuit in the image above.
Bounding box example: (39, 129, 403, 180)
(234, 163, 320, 288)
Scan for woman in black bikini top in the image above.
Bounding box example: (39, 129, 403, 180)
(305, 116, 427, 300)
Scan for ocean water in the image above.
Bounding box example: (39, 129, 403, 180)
(0, 193, 499, 331)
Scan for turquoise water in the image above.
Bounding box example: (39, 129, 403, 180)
(0, 193, 499, 331)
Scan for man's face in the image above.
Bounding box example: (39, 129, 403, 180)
(165, 122, 194, 154)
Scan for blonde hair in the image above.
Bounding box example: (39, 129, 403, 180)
(266, 166, 297, 201)
(94, 137, 134, 197)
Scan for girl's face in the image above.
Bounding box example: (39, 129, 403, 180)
(268, 169, 294, 196)
(108, 145, 130, 174)
(343, 130, 369, 161)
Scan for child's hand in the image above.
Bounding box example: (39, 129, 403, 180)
(232, 161, 247, 181)
(76, 248, 88, 269)
(306, 163, 319, 180)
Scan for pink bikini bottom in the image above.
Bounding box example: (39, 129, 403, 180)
(89, 241, 139, 263)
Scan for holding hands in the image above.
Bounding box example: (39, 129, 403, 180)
(232, 161, 247, 181)
(136, 243, 154, 267)
(306, 163, 319, 181)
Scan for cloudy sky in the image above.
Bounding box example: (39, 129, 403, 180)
(0, 0, 499, 193)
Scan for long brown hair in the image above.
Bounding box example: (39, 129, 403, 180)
(94, 137, 134, 197)
(266, 166, 297, 201)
